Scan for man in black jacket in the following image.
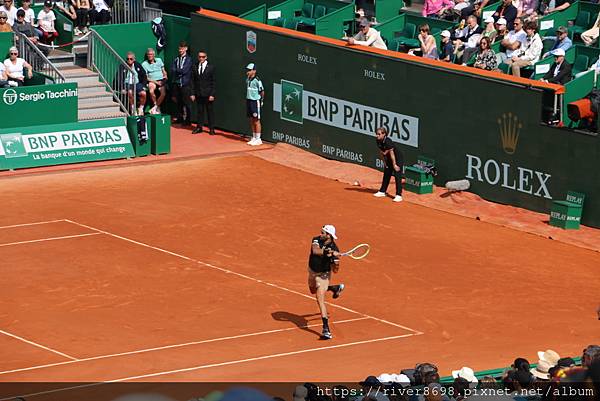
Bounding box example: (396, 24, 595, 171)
(541, 48, 572, 85)
(191, 50, 216, 135)
(122, 51, 148, 116)
(170, 41, 193, 126)
(493, 0, 518, 30)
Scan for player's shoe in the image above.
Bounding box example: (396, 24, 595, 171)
(393, 195, 403, 202)
(321, 327, 332, 340)
(251, 138, 263, 146)
(373, 191, 386, 197)
(332, 284, 345, 299)
(247, 137, 256, 145)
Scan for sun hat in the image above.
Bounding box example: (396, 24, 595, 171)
(322, 224, 337, 239)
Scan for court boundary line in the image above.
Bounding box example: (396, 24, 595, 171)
(64, 218, 423, 335)
(0, 332, 420, 400)
(0, 330, 78, 361)
(0, 232, 101, 248)
(0, 220, 66, 230)
(0, 316, 370, 376)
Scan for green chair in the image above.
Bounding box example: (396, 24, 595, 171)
(284, 18, 299, 30)
(295, 2, 316, 26)
(273, 17, 285, 27)
(396, 23, 420, 49)
(572, 54, 589, 77)
(542, 38, 555, 55)
(314, 4, 327, 19)
(570, 11, 591, 37)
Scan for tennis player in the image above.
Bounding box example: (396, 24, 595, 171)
(308, 225, 345, 340)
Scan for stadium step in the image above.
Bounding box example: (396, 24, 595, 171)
(78, 106, 127, 121)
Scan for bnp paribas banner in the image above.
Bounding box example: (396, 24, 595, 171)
(272, 80, 419, 148)
(0, 118, 134, 170)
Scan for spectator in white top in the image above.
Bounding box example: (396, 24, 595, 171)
(505, 20, 542, 77)
(0, 0, 17, 26)
(0, 60, 9, 88)
(18, 0, 36, 24)
(4, 46, 33, 86)
(348, 18, 388, 50)
(56, 0, 78, 32)
(90, 0, 111, 25)
(497, 17, 526, 64)
(37, 1, 59, 45)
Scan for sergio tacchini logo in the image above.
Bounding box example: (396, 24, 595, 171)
(497, 112, 521, 155)
(3, 89, 18, 106)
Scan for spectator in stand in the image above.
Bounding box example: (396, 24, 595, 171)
(542, 26, 571, 58)
(582, 13, 600, 47)
(37, 1, 59, 45)
(0, 60, 8, 88)
(540, 48, 571, 84)
(56, 0, 78, 33)
(453, 15, 482, 63)
(12, 9, 38, 44)
(505, 20, 542, 77)
(18, 0, 35, 24)
(512, 357, 531, 372)
(460, 0, 491, 20)
(123, 51, 147, 115)
(359, 376, 390, 401)
(170, 41, 193, 126)
(348, 18, 387, 50)
(516, 0, 537, 20)
(540, 0, 570, 15)
(0, 11, 11, 32)
(474, 36, 498, 70)
(90, 0, 110, 25)
(497, 17, 526, 64)
(416, 24, 438, 59)
(495, 17, 508, 42)
(142, 48, 167, 115)
(0, 0, 16, 26)
(451, 378, 470, 401)
(421, 0, 454, 19)
(493, 0, 518, 30)
(292, 385, 308, 401)
(4, 46, 33, 86)
(582, 345, 600, 368)
(482, 16, 498, 42)
(439, 30, 454, 61)
(75, 0, 90, 34)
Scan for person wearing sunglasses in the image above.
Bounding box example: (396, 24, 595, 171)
(0, 0, 17, 26)
(347, 17, 387, 50)
(121, 51, 148, 116)
(0, 11, 12, 32)
(12, 9, 38, 44)
(3, 47, 33, 86)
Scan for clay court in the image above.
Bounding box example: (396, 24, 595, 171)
(1, 138, 599, 390)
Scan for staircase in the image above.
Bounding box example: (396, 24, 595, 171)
(47, 45, 127, 121)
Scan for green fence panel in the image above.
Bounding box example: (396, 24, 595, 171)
(191, 11, 600, 228)
(538, 1, 580, 36)
(316, 2, 355, 39)
(375, 0, 405, 24)
(0, 83, 78, 129)
(562, 69, 594, 126)
(92, 22, 157, 62)
(240, 4, 268, 23)
(0, 32, 14, 59)
(377, 14, 406, 44)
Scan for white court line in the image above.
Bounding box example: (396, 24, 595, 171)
(0, 219, 66, 230)
(64, 219, 423, 335)
(0, 317, 369, 376)
(0, 330, 78, 361)
(0, 332, 420, 400)
(0, 232, 101, 248)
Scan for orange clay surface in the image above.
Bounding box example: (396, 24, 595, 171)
(0, 126, 599, 387)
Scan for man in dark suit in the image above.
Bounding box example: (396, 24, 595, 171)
(191, 50, 216, 135)
(493, 0, 518, 30)
(170, 41, 193, 126)
(541, 48, 572, 85)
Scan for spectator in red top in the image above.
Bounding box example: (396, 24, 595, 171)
(422, 0, 454, 19)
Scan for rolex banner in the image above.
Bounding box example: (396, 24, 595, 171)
(0, 119, 135, 170)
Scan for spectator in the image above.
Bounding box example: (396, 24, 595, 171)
(439, 30, 454, 61)
(495, 17, 508, 42)
(348, 18, 387, 50)
(122, 51, 147, 115)
(12, 9, 38, 43)
(474, 36, 498, 70)
(452, 367, 478, 388)
(516, 0, 537, 20)
(75, 0, 90, 34)
(582, 345, 600, 368)
(0, 11, 11, 32)
(581, 13, 600, 47)
(170, 40, 193, 126)
(497, 17, 526, 64)
(540, 0, 570, 15)
(90, 0, 110, 25)
(3, 46, 33, 86)
(531, 360, 553, 380)
(453, 15, 482, 63)
(538, 350, 561, 367)
(542, 26, 571, 58)
(417, 24, 438, 59)
(451, 378, 470, 401)
(331, 385, 350, 401)
(37, 1, 59, 45)
(0, 0, 16, 26)
(421, 0, 454, 19)
(56, 0, 77, 30)
(293, 385, 307, 401)
(0, 60, 8, 88)
(505, 21, 542, 77)
(556, 357, 576, 368)
(18, 0, 35, 24)
(540, 48, 571, 84)
(142, 48, 167, 115)
(460, 0, 491, 20)
(359, 376, 390, 401)
(191, 50, 216, 135)
(512, 357, 531, 372)
(493, 0, 518, 30)
(482, 15, 498, 42)
(479, 376, 498, 389)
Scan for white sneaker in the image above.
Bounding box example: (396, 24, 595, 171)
(149, 106, 157, 114)
(393, 195, 403, 202)
(247, 137, 256, 145)
(156, 106, 161, 114)
(251, 138, 263, 146)
(137, 106, 144, 115)
(373, 191, 386, 197)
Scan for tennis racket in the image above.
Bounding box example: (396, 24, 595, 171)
(339, 243, 370, 260)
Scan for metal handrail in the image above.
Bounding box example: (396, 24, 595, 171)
(111, 0, 163, 25)
(87, 29, 136, 116)
(15, 32, 66, 84)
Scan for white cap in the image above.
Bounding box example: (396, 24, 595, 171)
(322, 225, 337, 239)
(441, 30, 451, 38)
(452, 366, 479, 384)
(245, 63, 255, 70)
(485, 16, 495, 23)
(497, 17, 507, 26)
(551, 48, 566, 57)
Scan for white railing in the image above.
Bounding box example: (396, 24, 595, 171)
(111, 0, 162, 24)
(15, 32, 66, 84)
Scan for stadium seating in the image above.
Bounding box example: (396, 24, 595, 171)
(572, 54, 590, 77)
(570, 10, 591, 38)
(395, 22, 419, 49)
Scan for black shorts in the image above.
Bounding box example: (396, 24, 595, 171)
(246, 99, 261, 119)
(127, 83, 146, 95)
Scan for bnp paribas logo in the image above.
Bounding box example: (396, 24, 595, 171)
(280, 80, 303, 124)
(0, 133, 28, 158)
(497, 112, 521, 155)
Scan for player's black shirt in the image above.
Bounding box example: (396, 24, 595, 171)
(376, 137, 403, 168)
(308, 236, 339, 273)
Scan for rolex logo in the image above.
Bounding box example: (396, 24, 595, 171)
(498, 113, 521, 155)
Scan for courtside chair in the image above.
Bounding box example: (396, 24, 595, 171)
(284, 18, 299, 30)
(572, 54, 590, 77)
(542, 38, 555, 55)
(273, 17, 285, 27)
(295, 2, 316, 26)
(314, 5, 327, 19)
(396, 23, 420, 49)
(570, 11, 591, 38)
